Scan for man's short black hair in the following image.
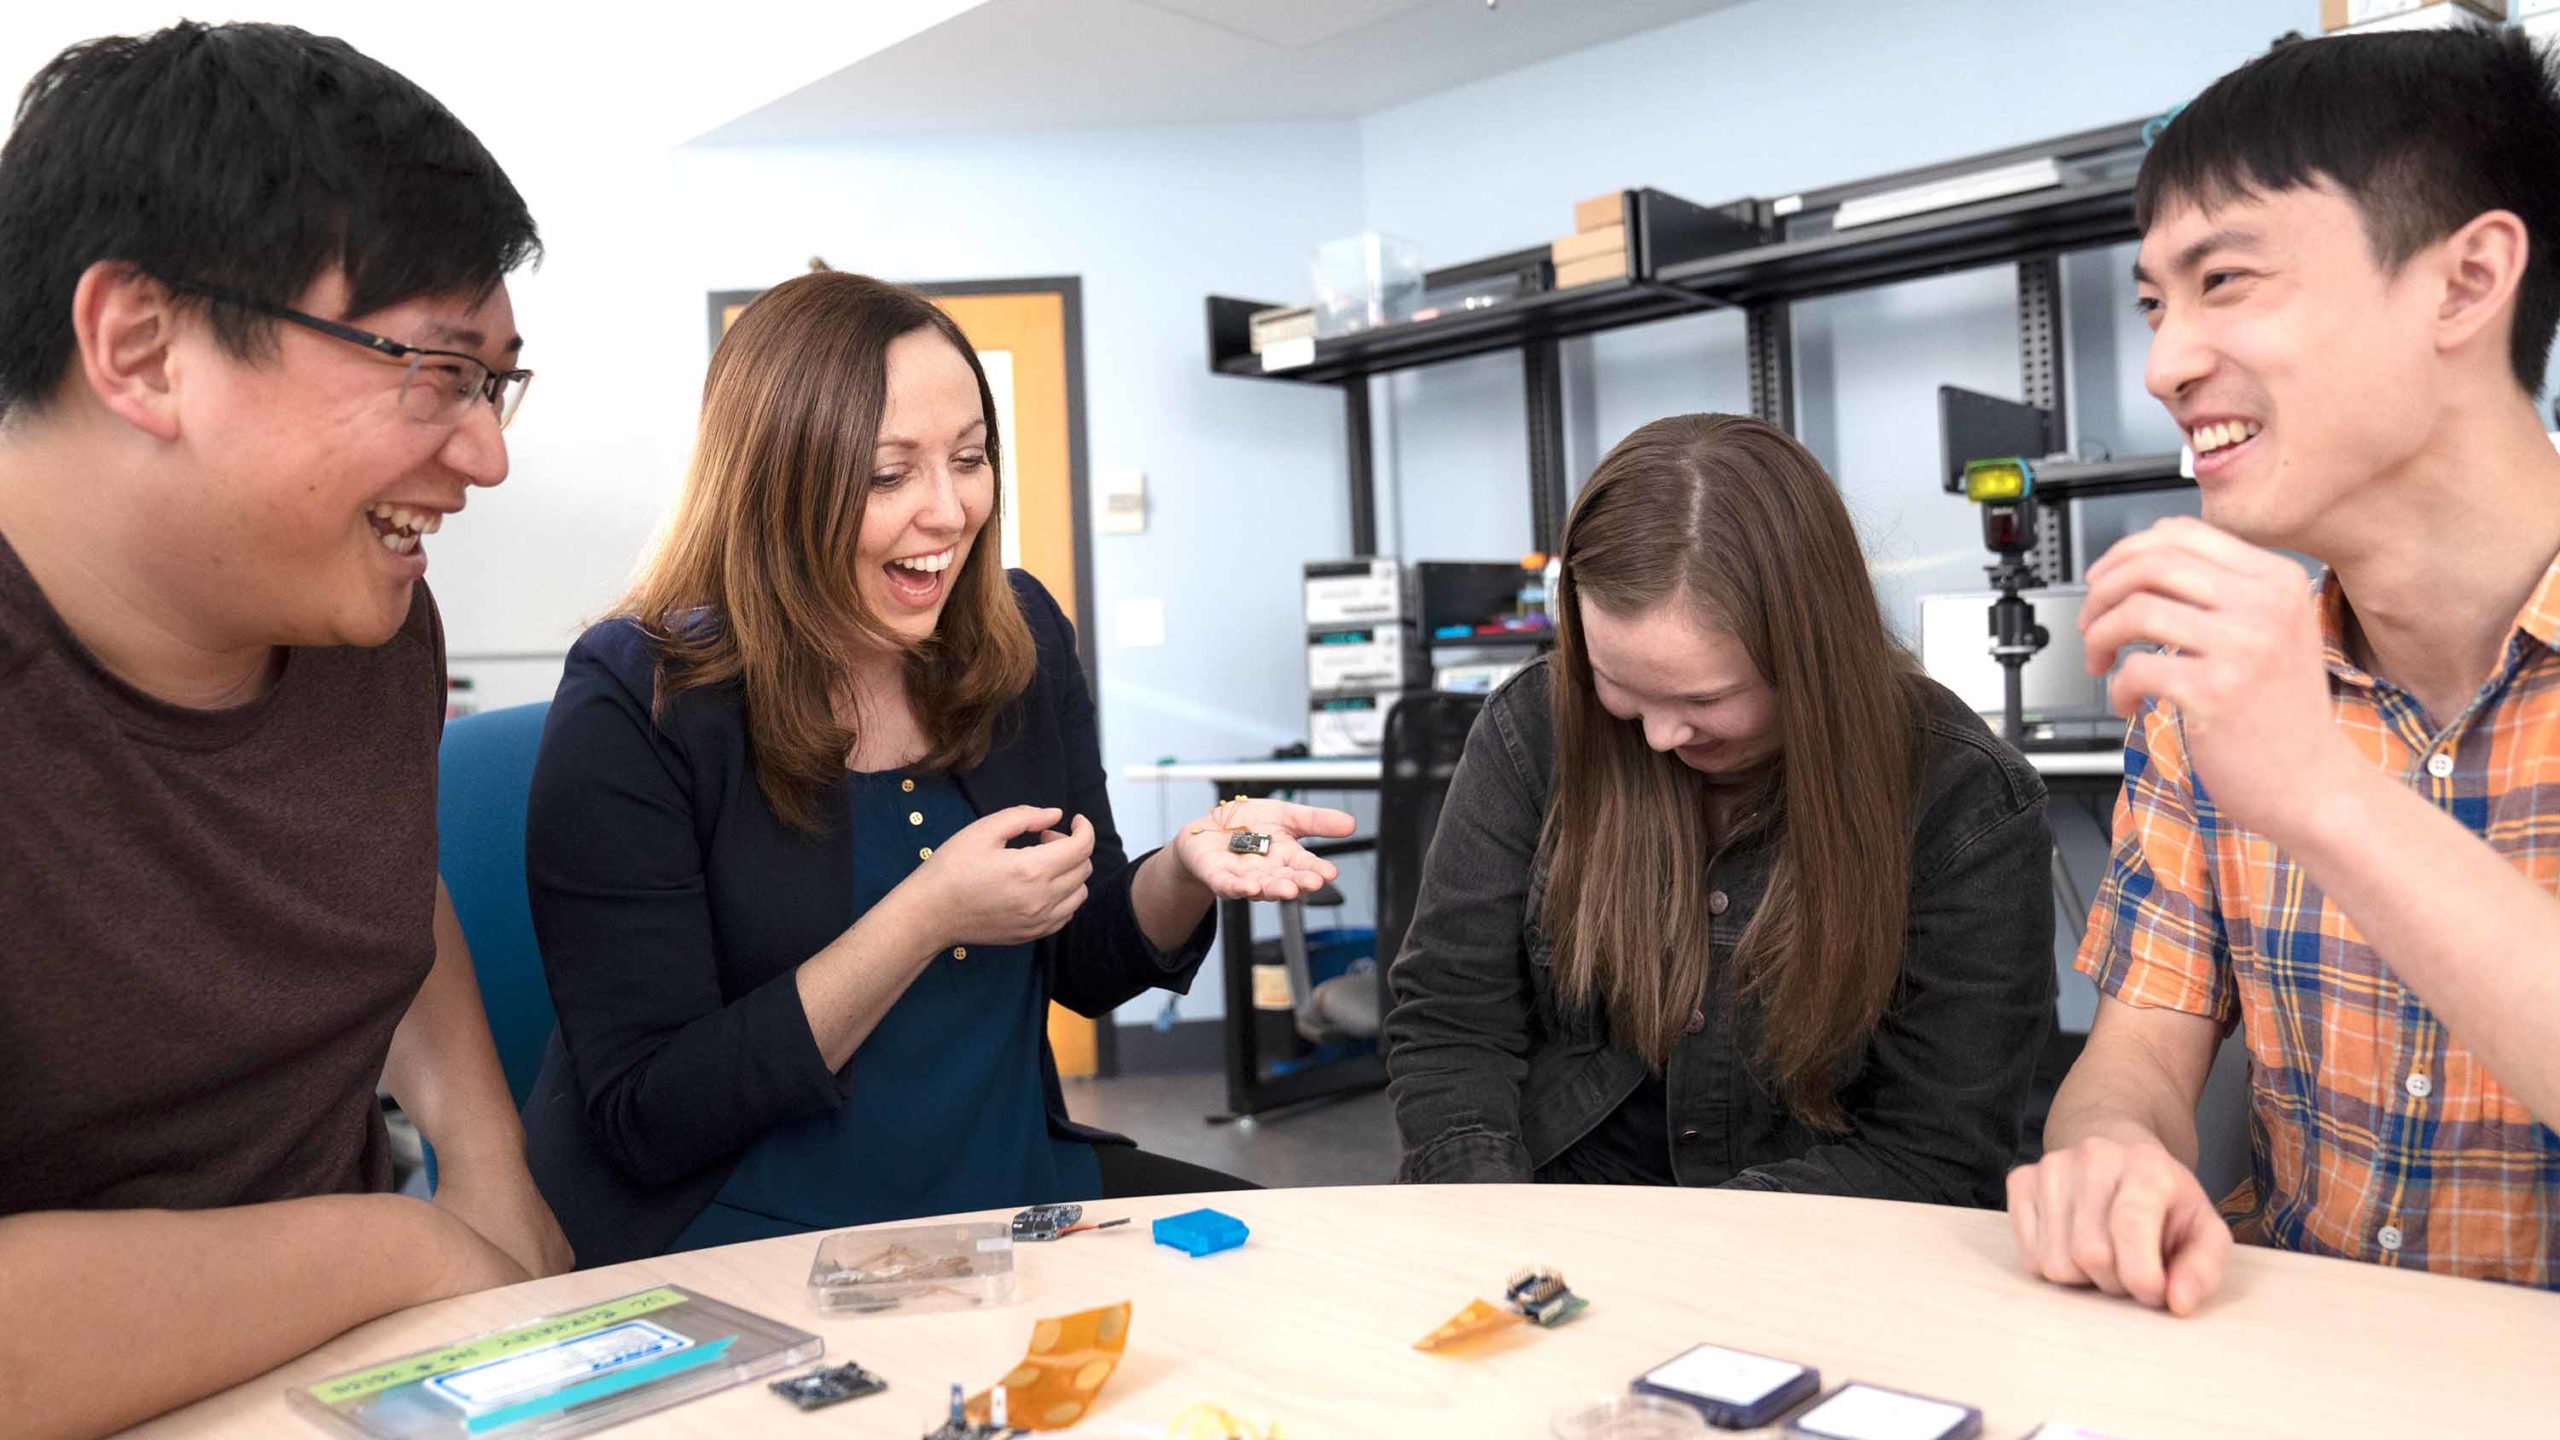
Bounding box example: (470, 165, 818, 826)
(2136, 28, 2560, 395)
(0, 22, 540, 420)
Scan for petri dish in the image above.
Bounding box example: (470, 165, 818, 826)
(1551, 1393, 1716, 1440)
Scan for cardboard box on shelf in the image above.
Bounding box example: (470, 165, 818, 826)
(1572, 191, 1625, 233)
(1247, 304, 1316, 355)
(1550, 224, 1627, 269)
(1554, 251, 1629, 290)
(2320, 0, 2505, 31)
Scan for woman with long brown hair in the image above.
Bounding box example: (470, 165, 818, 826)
(1386, 413, 2054, 1200)
(519, 271, 1353, 1261)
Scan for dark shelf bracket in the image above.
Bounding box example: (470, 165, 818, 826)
(2017, 255, 2074, 585)
(1344, 378, 1377, 556)
(1748, 302, 1795, 433)
(1525, 338, 1568, 554)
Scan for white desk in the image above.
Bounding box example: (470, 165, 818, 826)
(146, 1185, 2560, 1438)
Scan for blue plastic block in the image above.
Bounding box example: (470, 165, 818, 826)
(1151, 1207, 1249, 1257)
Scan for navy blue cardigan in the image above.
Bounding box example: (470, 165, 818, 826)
(520, 572, 1211, 1264)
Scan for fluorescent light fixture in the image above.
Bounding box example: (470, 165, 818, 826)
(1831, 157, 2064, 231)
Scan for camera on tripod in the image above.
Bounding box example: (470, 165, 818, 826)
(1963, 457, 2051, 745)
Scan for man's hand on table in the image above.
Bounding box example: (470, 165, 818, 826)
(2006, 1133, 2233, 1316)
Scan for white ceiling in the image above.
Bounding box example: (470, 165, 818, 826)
(690, 0, 1746, 145)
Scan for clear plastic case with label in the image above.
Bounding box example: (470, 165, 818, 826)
(286, 1285, 822, 1439)
(808, 1220, 1017, 1315)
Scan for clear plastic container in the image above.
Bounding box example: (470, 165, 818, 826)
(1310, 233, 1423, 337)
(287, 1285, 821, 1440)
(807, 1220, 1016, 1315)
(1551, 1394, 1715, 1440)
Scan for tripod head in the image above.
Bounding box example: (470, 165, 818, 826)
(1964, 459, 2051, 745)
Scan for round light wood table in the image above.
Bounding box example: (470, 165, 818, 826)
(133, 1184, 2560, 1438)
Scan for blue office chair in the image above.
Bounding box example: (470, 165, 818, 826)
(436, 701, 558, 1110)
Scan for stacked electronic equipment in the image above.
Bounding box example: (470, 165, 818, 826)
(1302, 559, 1419, 758)
(1301, 559, 1554, 757)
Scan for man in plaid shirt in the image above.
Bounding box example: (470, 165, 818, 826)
(2009, 29, 2560, 1312)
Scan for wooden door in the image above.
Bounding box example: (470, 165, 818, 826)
(923, 282, 1099, 1077)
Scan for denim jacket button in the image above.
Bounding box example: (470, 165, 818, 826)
(1677, 1128, 1703, 1145)
(1708, 890, 1730, 916)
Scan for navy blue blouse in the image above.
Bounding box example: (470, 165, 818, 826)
(521, 571, 1207, 1265)
(675, 770, 1101, 1248)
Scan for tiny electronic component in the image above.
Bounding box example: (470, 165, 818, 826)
(1502, 1266, 1587, 1327)
(1226, 831, 1273, 856)
(770, 1361, 887, 1411)
(1634, 1342, 1821, 1430)
(924, 1381, 1023, 1439)
(1011, 1204, 1130, 1243)
(1012, 1204, 1081, 1241)
(1786, 1383, 1982, 1440)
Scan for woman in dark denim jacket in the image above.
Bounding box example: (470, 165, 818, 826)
(1385, 414, 2055, 1203)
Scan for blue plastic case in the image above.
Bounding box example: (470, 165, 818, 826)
(1151, 1207, 1249, 1257)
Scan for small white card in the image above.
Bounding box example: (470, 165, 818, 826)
(425, 1320, 692, 1414)
(1792, 1384, 1972, 1440)
(1260, 336, 1315, 372)
(1642, 1343, 1807, 1406)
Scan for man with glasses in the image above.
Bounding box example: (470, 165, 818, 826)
(0, 23, 566, 1435)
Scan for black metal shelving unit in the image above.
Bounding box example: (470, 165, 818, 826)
(1207, 116, 2181, 585)
(1196, 118, 2195, 1117)
(1207, 189, 1762, 555)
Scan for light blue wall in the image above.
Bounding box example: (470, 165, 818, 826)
(670, 0, 2338, 1027)
(1356, 0, 2317, 621)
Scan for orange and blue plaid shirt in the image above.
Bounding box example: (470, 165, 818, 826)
(2080, 559, 2560, 1288)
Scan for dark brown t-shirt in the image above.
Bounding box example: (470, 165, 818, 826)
(0, 531, 443, 1214)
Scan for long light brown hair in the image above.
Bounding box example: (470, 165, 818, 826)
(1541, 413, 1925, 1130)
(618, 270, 1035, 834)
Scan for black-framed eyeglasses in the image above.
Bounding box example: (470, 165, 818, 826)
(164, 279, 533, 429)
